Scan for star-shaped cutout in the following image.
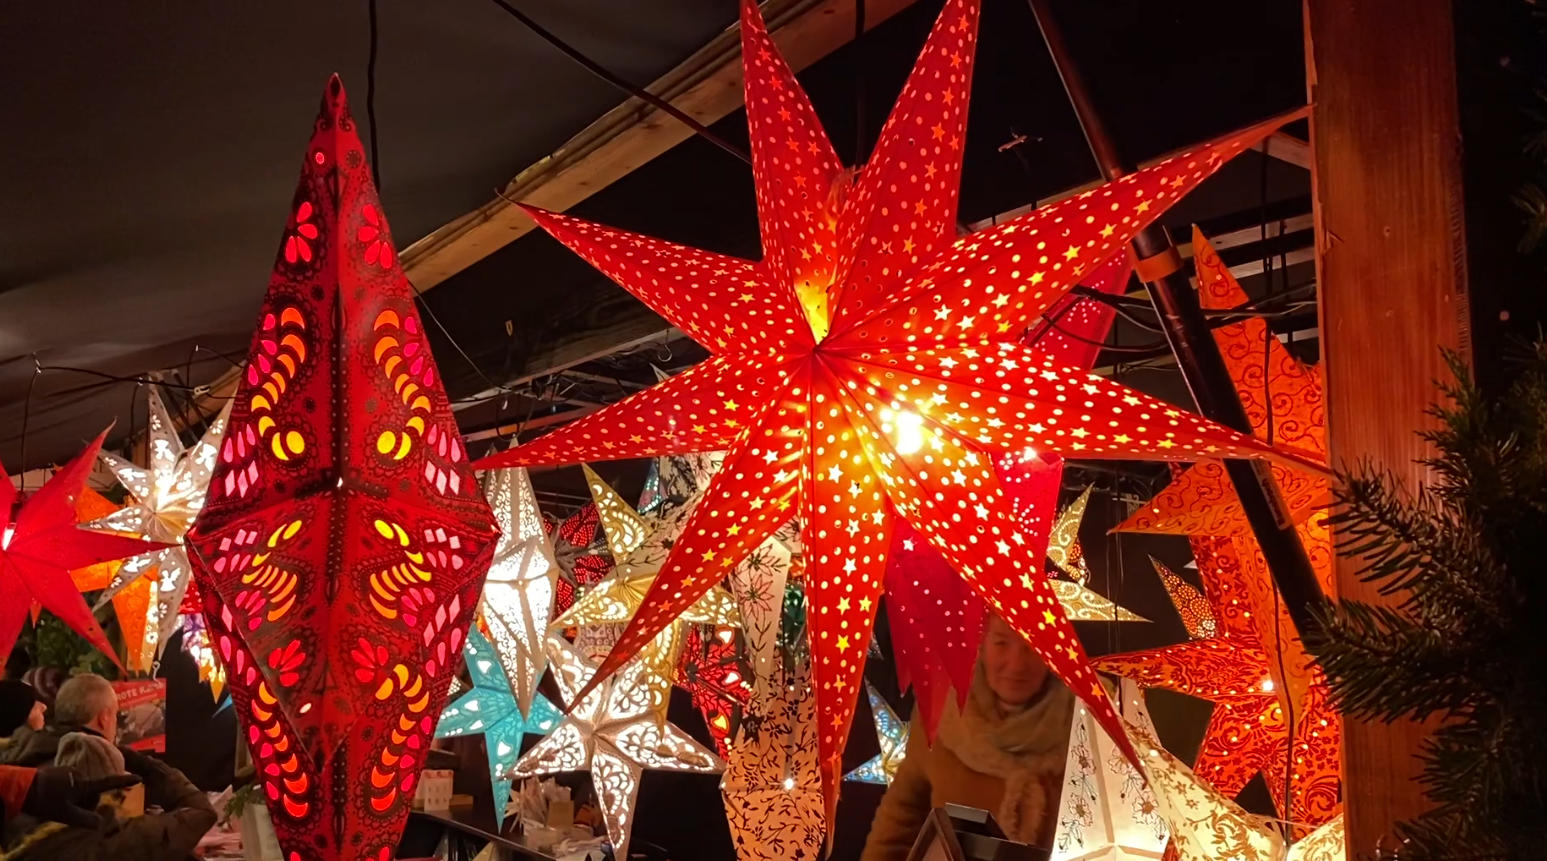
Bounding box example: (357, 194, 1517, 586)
(84, 387, 231, 668)
(513, 636, 723, 860)
(436, 627, 561, 825)
(479, 0, 1314, 801)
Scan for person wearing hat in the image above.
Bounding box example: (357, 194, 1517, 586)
(0, 731, 215, 860)
(0, 682, 45, 755)
(0, 674, 117, 768)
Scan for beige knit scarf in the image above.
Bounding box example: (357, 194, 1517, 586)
(934, 667, 1074, 844)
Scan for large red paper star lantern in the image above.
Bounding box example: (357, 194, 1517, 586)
(883, 254, 1130, 740)
(479, 0, 1314, 802)
(1, 432, 152, 668)
(186, 77, 498, 861)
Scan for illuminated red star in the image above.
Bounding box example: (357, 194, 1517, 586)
(479, 0, 1314, 801)
(1, 431, 159, 668)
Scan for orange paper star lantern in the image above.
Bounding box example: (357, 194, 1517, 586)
(1102, 229, 1340, 825)
(1096, 538, 1340, 825)
(478, 0, 1315, 804)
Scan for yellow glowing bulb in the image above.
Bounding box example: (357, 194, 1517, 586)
(1261, 678, 1275, 693)
(892, 410, 926, 455)
(782, 776, 796, 791)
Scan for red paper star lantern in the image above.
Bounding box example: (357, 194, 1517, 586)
(1, 432, 152, 668)
(677, 626, 752, 757)
(478, 0, 1314, 802)
(186, 77, 498, 861)
(883, 254, 1130, 739)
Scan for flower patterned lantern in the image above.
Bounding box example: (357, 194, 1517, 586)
(186, 78, 498, 861)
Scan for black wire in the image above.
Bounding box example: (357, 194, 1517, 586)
(193, 345, 245, 370)
(485, 0, 751, 165)
(366, 0, 383, 190)
(1037, 314, 1169, 354)
(33, 365, 202, 391)
(17, 360, 40, 492)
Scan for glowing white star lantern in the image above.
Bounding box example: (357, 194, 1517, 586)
(1052, 679, 1168, 861)
(86, 387, 231, 664)
(478, 461, 560, 718)
(1123, 717, 1284, 861)
(556, 464, 741, 685)
(513, 635, 723, 860)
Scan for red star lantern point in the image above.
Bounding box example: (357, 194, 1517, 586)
(480, 0, 1315, 807)
(187, 76, 498, 861)
(1, 432, 158, 669)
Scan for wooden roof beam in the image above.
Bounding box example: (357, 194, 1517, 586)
(398, 0, 920, 292)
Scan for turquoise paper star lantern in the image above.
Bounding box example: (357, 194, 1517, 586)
(844, 685, 910, 786)
(437, 627, 561, 822)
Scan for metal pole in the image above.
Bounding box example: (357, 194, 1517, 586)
(1025, 0, 1325, 640)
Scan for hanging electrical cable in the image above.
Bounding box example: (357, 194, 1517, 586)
(484, 0, 751, 165)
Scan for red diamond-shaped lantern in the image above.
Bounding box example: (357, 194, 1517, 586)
(187, 77, 497, 861)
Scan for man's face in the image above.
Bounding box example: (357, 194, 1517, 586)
(26, 700, 45, 731)
(99, 705, 120, 744)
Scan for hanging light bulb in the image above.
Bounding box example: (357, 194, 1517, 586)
(1, 525, 13, 550)
(782, 776, 796, 791)
(889, 409, 926, 455)
(1261, 678, 1275, 693)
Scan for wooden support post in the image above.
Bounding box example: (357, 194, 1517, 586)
(1304, 0, 1471, 852)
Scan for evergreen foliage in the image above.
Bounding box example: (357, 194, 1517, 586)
(1310, 344, 1547, 860)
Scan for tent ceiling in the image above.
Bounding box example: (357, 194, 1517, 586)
(1, 0, 1308, 481)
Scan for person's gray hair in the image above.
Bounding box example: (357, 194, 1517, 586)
(52, 673, 117, 727)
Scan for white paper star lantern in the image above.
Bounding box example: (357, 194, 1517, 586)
(844, 685, 909, 785)
(479, 461, 559, 717)
(1051, 679, 1167, 861)
(87, 387, 231, 664)
(513, 635, 723, 859)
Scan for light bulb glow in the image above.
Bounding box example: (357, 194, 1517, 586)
(1260, 678, 1275, 693)
(890, 409, 926, 455)
(782, 776, 796, 791)
(1, 525, 12, 551)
